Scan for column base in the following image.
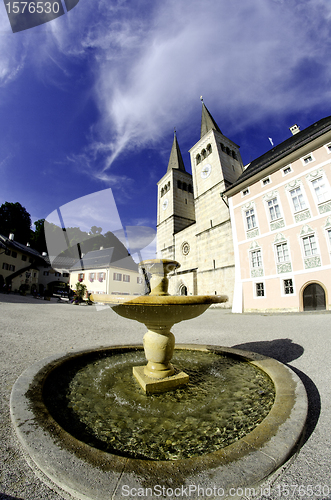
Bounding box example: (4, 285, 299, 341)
(133, 366, 189, 394)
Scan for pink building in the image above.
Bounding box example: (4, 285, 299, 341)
(226, 116, 331, 312)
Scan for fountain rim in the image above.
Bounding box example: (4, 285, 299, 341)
(10, 344, 307, 500)
(90, 294, 228, 306)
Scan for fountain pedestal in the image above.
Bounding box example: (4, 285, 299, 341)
(133, 323, 189, 393)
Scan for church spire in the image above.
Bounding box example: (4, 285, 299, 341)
(167, 129, 186, 172)
(200, 97, 222, 138)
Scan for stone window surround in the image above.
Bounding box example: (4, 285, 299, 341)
(242, 201, 259, 238)
(249, 241, 264, 278)
(273, 233, 293, 275)
(263, 191, 285, 230)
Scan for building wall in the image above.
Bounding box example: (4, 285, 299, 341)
(70, 266, 144, 296)
(230, 137, 331, 312)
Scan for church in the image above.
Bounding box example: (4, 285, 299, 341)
(157, 102, 331, 312)
(156, 101, 243, 305)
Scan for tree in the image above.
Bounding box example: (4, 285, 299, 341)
(31, 219, 47, 254)
(0, 202, 31, 245)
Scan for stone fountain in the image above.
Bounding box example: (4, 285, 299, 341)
(10, 258, 308, 500)
(93, 259, 227, 393)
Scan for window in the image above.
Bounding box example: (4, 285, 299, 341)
(327, 144, 331, 153)
(303, 154, 313, 164)
(311, 176, 330, 203)
(113, 273, 122, 281)
(283, 166, 292, 175)
(290, 187, 306, 211)
(123, 274, 130, 282)
(98, 272, 105, 282)
(245, 208, 256, 230)
(63, 273, 69, 278)
(9, 265, 15, 271)
(89, 273, 95, 281)
(327, 229, 331, 247)
(262, 177, 271, 186)
(11, 251, 17, 258)
(267, 198, 281, 220)
(242, 188, 249, 197)
(256, 282, 264, 297)
(5, 248, 10, 256)
(55, 272, 61, 277)
(302, 235, 318, 257)
(137, 277, 143, 284)
(22, 255, 27, 261)
(78, 273, 85, 281)
(284, 279, 294, 295)
(43, 271, 49, 276)
(251, 249, 262, 268)
(276, 242, 289, 263)
(2, 263, 8, 270)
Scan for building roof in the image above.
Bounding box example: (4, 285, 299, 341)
(0, 234, 42, 260)
(200, 102, 222, 138)
(69, 247, 139, 272)
(225, 115, 331, 194)
(167, 131, 186, 172)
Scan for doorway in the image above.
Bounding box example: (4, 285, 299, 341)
(302, 282, 326, 311)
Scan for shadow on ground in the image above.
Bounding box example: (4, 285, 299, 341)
(0, 494, 24, 500)
(232, 338, 321, 446)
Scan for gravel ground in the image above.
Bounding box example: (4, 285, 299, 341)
(0, 294, 330, 500)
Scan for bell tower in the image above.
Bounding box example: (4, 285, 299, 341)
(189, 99, 244, 233)
(157, 131, 195, 260)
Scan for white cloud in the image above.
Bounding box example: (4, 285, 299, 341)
(1, 0, 331, 178)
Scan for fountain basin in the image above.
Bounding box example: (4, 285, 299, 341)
(10, 345, 307, 500)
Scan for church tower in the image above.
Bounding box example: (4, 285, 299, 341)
(189, 100, 244, 233)
(157, 131, 195, 260)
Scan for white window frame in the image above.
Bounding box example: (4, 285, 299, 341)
(288, 185, 308, 213)
(301, 233, 319, 258)
(310, 175, 331, 204)
(275, 241, 290, 264)
(301, 153, 315, 165)
(324, 143, 331, 154)
(282, 165, 292, 176)
(267, 196, 282, 222)
(241, 187, 250, 197)
(281, 277, 296, 297)
(261, 176, 271, 187)
(244, 207, 257, 230)
(250, 248, 263, 269)
(253, 280, 265, 298)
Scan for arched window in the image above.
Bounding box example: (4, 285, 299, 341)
(196, 154, 201, 165)
(177, 180, 182, 189)
(220, 143, 225, 152)
(232, 150, 237, 160)
(226, 147, 231, 155)
(188, 184, 193, 193)
(201, 149, 206, 159)
(182, 183, 187, 191)
(206, 144, 212, 155)
(161, 188, 164, 197)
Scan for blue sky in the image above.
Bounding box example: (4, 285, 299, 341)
(1, 0, 331, 258)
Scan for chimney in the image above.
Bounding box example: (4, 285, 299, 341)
(9, 233, 14, 240)
(290, 124, 300, 135)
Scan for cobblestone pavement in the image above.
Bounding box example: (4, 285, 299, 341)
(0, 294, 330, 500)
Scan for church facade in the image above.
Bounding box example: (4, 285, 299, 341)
(156, 103, 244, 305)
(156, 103, 331, 312)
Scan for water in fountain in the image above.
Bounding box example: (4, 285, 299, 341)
(43, 348, 275, 461)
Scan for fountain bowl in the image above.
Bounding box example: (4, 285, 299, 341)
(10, 344, 307, 500)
